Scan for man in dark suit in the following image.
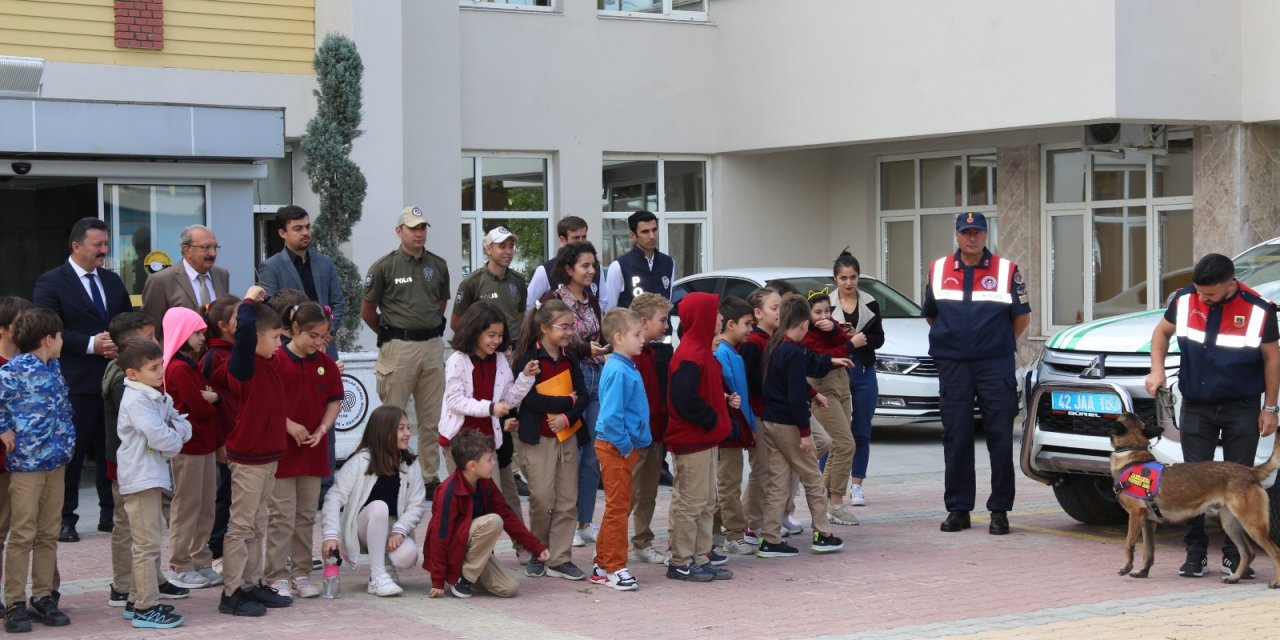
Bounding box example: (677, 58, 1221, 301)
(140, 224, 230, 340)
(256, 206, 346, 359)
(33, 217, 134, 542)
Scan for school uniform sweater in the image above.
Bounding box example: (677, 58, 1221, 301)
(423, 470, 546, 590)
(201, 338, 241, 447)
(762, 338, 822, 436)
(513, 344, 589, 446)
(274, 345, 344, 478)
(439, 351, 536, 449)
(166, 353, 221, 455)
(664, 292, 731, 455)
(633, 344, 668, 443)
(225, 300, 288, 465)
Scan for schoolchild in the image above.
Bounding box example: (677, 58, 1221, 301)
(200, 295, 241, 563)
(736, 287, 781, 544)
(713, 296, 758, 555)
(800, 293, 858, 526)
(0, 296, 32, 612)
(627, 293, 671, 565)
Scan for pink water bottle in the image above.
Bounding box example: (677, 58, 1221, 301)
(322, 550, 341, 598)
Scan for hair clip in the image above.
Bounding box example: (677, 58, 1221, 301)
(805, 286, 831, 302)
(534, 299, 543, 310)
(323, 305, 332, 319)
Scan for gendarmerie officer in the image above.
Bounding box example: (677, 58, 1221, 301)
(1145, 253, 1280, 578)
(360, 206, 451, 494)
(923, 212, 1030, 536)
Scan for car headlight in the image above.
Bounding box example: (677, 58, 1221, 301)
(875, 355, 921, 375)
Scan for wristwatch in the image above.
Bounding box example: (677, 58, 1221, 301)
(1264, 405, 1279, 415)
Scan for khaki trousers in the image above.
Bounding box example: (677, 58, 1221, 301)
(169, 452, 217, 572)
(761, 421, 831, 545)
(810, 371, 854, 497)
(669, 448, 716, 567)
(741, 446, 768, 532)
(222, 462, 276, 596)
(123, 488, 165, 609)
(785, 417, 831, 516)
(445, 444, 523, 524)
(629, 444, 662, 549)
(111, 481, 164, 593)
(376, 337, 445, 480)
(517, 436, 578, 566)
(4, 467, 64, 604)
(462, 513, 516, 597)
(716, 446, 757, 539)
(265, 475, 321, 583)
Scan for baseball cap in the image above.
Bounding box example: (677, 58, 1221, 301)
(956, 212, 988, 232)
(484, 226, 518, 246)
(397, 206, 431, 228)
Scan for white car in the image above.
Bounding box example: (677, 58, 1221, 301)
(670, 268, 945, 426)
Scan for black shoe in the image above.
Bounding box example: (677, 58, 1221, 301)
(1222, 555, 1256, 579)
(218, 589, 266, 617)
(108, 584, 128, 607)
(658, 469, 674, 487)
(1179, 552, 1207, 577)
(57, 524, 78, 543)
(423, 479, 441, 501)
(158, 581, 190, 599)
(514, 472, 531, 497)
(989, 511, 1010, 535)
(97, 522, 113, 533)
(26, 596, 69, 627)
(756, 541, 800, 558)
(810, 531, 845, 553)
(940, 511, 971, 532)
(246, 583, 292, 608)
(449, 576, 473, 599)
(4, 603, 31, 634)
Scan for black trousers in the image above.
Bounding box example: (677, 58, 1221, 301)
(1180, 397, 1261, 556)
(937, 354, 1018, 513)
(63, 393, 113, 528)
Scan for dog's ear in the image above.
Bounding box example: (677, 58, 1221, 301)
(1110, 420, 1128, 436)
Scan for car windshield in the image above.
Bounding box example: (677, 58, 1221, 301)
(773, 276, 922, 319)
(1233, 242, 1280, 289)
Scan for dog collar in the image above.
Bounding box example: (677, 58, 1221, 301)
(1112, 446, 1149, 453)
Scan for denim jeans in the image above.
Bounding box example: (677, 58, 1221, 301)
(849, 361, 879, 479)
(577, 361, 603, 524)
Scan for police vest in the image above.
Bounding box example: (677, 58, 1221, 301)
(926, 251, 1021, 360)
(541, 256, 602, 299)
(1173, 282, 1271, 403)
(614, 247, 674, 309)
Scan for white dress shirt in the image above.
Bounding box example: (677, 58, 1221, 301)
(68, 258, 107, 355)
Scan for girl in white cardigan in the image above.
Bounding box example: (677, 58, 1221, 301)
(439, 302, 539, 520)
(320, 405, 426, 597)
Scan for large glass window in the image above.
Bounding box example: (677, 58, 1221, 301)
(598, 0, 706, 19)
(876, 150, 998, 301)
(460, 155, 551, 280)
(602, 156, 710, 279)
(1042, 137, 1194, 328)
(102, 183, 208, 298)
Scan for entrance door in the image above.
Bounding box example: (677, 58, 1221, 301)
(0, 177, 98, 297)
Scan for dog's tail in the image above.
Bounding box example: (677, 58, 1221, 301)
(1252, 437, 1280, 482)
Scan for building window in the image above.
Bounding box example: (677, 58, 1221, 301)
(461, 0, 555, 10)
(598, 0, 707, 20)
(876, 151, 999, 302)
(461, 154, 551, 279)
(102, 182, 207, 298)
(1042, 136, 1194, 329)
(602, 156, 709, 280)
(253, 150, 295, 265)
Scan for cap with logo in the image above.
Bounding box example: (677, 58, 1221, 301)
(483, 226, 518, 246)
(398, 206, 431, 228)
(956, 212, 988, 232)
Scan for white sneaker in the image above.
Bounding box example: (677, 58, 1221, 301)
(196, 566, 223, 586)
(631, 546, 667, 565)
(589, 565, 638, 591)
(293, 577, 321, 598)
(782, 516, 804, 537)
(828, 504, 861, 526)
(723, 539, 756, 555)
(849, 484, 867, 506)
(572, 531, 587, 547)
(367, 572, 403, 597)
(270, 579, 294, 597)
(577, 524, 599, 543)
(169, 570, 211, 589)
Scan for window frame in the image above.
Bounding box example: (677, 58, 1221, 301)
(460, 0, 557, 13)
(874, 148, 999, 302)
(1039, 138, 1194, 334)
(460, 152, 555, 279)
(597, 0, 708, 22)
(99, 178, 213, 305)
(601, 154, 712, 279)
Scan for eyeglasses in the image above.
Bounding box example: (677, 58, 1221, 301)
(548, 323, 574, 332)
(185, 243, 221, 252)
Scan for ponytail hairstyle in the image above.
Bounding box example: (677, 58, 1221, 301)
(833, 247, 861, 277)
(269, 289, 309, 333)
(355, 404, 416, 476)
(284, 301, 331, 333)
(512, 298, 572, 360)
(763, 295, 811, 384)
(203, 294, 240, 339)
(449, 300, 508, 354)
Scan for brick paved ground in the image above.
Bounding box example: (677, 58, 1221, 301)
(18, 441, 1280, 639)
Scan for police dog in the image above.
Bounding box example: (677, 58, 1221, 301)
(1109, 412, 1280, 587)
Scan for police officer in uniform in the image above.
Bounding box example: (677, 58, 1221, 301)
(451, 226, 527, 345)
(360, 206, 451, 495)
(1145, 253, 1280, 578)
(603, 210, 675, 311)
(923, 212, 1030, 535)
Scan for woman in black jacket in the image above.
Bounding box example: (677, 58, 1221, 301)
(830, 250, 885, 507)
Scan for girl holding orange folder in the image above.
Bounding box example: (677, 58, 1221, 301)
(512, 298, 590, 581)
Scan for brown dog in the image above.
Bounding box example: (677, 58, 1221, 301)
(1109, 412, 1280, 587)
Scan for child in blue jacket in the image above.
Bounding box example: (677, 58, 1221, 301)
(714, 297, 758, 555)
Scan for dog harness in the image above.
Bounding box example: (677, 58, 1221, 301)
(1114, 461, 1167, 518)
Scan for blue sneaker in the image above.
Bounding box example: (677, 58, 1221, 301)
(666, 562, 714, 582)
(707, 550, 728, 566)
(131, 604, 184, 629)
(702, 563, 733, 580)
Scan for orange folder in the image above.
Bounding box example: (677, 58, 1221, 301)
(535, 369, 583, 442)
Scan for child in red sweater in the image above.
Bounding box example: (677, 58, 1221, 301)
(199, 295, 240, 563)
(627, 293, 670, 565)
(425, 430, 548, 598)
(162, 308, 223, 590)
(800, 294, 857, 526)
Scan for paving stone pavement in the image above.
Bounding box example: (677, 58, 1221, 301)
(18, 452, 1280, 639)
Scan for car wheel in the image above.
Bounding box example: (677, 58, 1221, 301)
(1051, 475, 1127, 525)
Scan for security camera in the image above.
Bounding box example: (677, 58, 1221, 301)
(11, 162, 31, 175)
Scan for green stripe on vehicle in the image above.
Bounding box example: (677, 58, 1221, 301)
(1065, 311, 1164, 350)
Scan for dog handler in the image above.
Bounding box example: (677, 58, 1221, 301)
(1145, 252, 1280, 579)
(923, 212, 1030, 536)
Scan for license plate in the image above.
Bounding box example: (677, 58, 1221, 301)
(1050, 391, 1123, 417)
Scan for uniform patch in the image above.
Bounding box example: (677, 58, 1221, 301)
(662, 276, 670, 289)
(454, 290, 464, 305)
(364, 273, 373, 290)
(590, 282, 598, 296)
(411, 207, 424, 217)
(423, 266, 434, 283)
(508, 282, 519, 299)
(1013, 270, 1024, 285)
(981, 275, 998, 291)
(317, 366, 326, 376)
(1235, 315, 1246, 328)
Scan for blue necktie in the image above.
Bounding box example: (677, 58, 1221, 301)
(86, 272, 107, 323)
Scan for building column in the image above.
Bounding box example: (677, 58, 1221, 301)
(996, 144, 1042, 367)
(1193, 124, 1280, 258)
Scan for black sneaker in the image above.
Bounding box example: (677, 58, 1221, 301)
(131, 604, 183, 629)
(4, 603, 31, 634)
(811, 531, 845, 553)
(108, 584, 128, 607)
(158, 581, 190, 600)
(704, 563, 733, 580)
(545, 562, 586, 581)
(218, 588, 266, 617)
(449, 576, 474, 599)
(246, 582, 293, 608)
(122, 602, 134, 621)
(1179, 552, 1208, 577)
(526, 560, 546, 577)
(706, 549, 728, 566)
(756, 541, 800, 558)
(666, 562, 714, 582)
(1222, 555, 1257, 579)
(514, 472, 531, 497)
(423, 479, 441, 501)
(26, 596, 68, 627)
